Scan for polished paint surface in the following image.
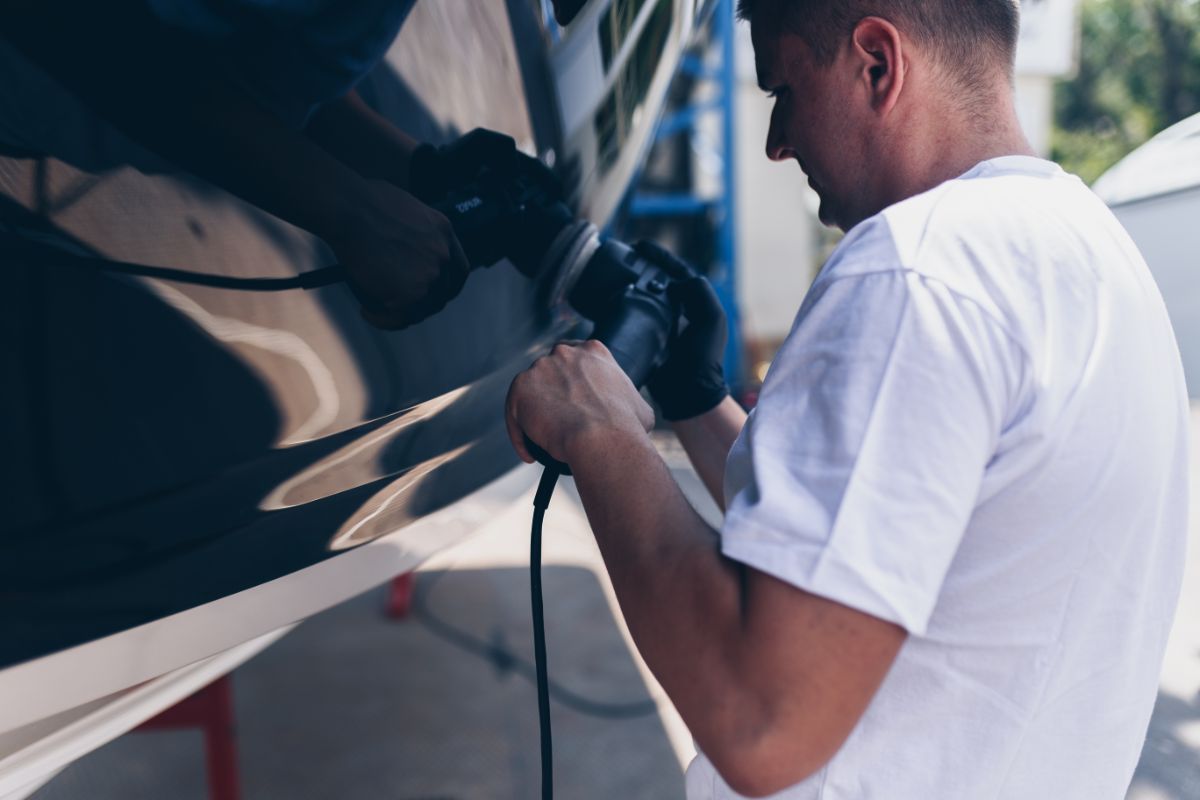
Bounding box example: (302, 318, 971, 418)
(0, 1, 562, 671)
(0, 0, 693, 677)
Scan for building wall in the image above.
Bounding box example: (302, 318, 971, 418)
(732, 26, 822, 373)
(1015, 75, 1056, 157)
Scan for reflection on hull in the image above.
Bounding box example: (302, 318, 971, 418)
(0, 466, 537, 736)
(0, 0, 698, 763)
(0, 1, 562, 674)
(0, 343, 576, 670)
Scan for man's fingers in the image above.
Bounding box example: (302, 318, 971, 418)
(582, 339, 622, 372)
(633, 239, 694, 279)
(505, 378, 535, 463)
(637, 398, 656, 432)
(376, 236, 471, 328)
(549, 338, 616, 369)
(446, 231, 471, 286)
(671, 276, 725, 326)
(422, 238, 470, 314)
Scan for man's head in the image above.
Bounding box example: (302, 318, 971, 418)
(740, 1, 1020, 85)
(741, 0, 1025, 230)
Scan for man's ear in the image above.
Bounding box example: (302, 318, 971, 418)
(851, 17, 905, 115)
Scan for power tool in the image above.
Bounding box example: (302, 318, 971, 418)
(406, 129, 684, 473)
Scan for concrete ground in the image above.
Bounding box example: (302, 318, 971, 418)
(1126, 406, 1200, 799)
(33, 412, 1200, 799)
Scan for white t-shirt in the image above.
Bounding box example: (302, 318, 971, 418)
(688, 157, 1189, 799)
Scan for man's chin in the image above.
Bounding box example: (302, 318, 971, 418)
(816, 199, 840, 230)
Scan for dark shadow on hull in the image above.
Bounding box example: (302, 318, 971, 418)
(0, 21, 567, 668)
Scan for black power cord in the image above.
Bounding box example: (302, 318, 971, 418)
(0, 231, 347, 292)
(412, 467, 659, 798)
(531, 467, 559, 800)
(409, 570, 658, 720)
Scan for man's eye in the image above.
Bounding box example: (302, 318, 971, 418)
(766, 86, 787, 100)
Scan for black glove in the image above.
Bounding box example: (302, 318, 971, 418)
(634, 241, 731, 421)
(408, 128, 561, 205)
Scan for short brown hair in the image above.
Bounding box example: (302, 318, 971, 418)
(737, 0, 1020, 81)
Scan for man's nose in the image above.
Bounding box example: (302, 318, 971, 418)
(765, 109, 792, 162)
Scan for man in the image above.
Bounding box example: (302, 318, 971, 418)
(506, 1, 1189, 797)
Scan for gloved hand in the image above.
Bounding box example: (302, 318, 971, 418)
(407, 128, 561, 205)
(342, 128, 556, 329)
(330, 179, 470, 330)
(634, 241, 731, 421)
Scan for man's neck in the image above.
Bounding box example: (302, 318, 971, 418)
(870, 90, 1036, 221)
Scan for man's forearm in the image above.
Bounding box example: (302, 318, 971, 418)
(510, 344, 907, 796)
(305, 90, 420, 189)
(564, 425, 757, 758)
(671, 395, 747, 510)
(564, 424, 906, 794)
(134, 82, 368, 240)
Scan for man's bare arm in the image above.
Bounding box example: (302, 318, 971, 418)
(506, 343, 905, 797)
(305, 90, 420, 189)
(670, 395, 746, 510)
(567, 423, 905, 796)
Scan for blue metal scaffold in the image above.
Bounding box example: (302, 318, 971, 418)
(626, 0, 743, 390)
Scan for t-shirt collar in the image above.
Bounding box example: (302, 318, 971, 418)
(958, 155, 1063, 181)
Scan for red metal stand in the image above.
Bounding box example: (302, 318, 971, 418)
(386, 572, 415, 619)
(135, 675, 241, 800)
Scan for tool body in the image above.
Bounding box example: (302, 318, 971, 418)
(418, 132, 683, 473)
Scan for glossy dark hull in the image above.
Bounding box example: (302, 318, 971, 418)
(0, 0, 698, 745)
(0, 7, 567, 677)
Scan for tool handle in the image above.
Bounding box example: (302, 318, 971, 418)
(524, 265, 676, 476)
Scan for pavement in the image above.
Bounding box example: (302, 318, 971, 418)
(1126, 405, 1200, 800)
(32, 412, 1200, 799)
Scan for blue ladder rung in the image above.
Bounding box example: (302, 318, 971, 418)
(655, 98, 725, 140)
(629, 193, 716, 217)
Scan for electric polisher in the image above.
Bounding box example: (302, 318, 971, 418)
(409, 129, 685, 473)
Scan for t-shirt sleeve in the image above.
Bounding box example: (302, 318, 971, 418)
(721, 269, 1025, 635)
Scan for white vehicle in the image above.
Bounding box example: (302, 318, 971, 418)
(1094, 113, 1200, 397)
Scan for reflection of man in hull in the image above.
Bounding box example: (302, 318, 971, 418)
(508, 1, 1189, 798)
(2, 0, 584, 329)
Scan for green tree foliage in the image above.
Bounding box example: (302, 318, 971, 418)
(1053, 0, 1200, 183)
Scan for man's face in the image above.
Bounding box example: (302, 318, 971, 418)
(752, 24, 869, 231)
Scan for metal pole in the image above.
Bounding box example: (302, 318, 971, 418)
(714, 0, 743, 388)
